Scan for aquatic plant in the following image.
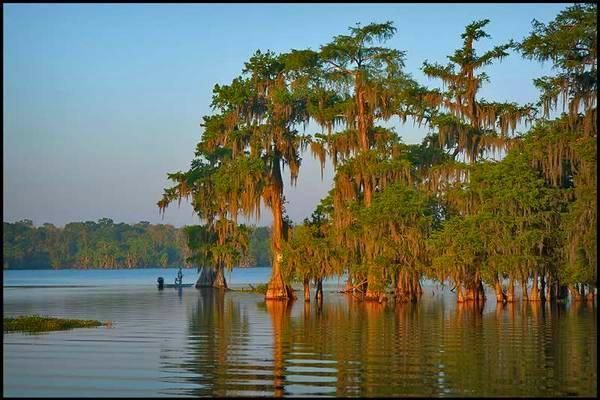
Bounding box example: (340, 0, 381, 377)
(4, 315, 109, 334)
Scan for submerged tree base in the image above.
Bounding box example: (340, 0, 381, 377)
(264, 269, 296, 301)
(265, 284, 296, 300)
(194, 267, 229, 290)
(4, 315, 109, 333)
(195, 267, 216, 288)
(365, 289, 387, 303)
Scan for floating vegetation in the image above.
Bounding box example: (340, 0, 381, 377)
(4, 315, 110, 334)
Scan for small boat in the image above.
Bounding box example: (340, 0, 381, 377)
(157, 276, 193, 289)
(162, 283, 194, 289)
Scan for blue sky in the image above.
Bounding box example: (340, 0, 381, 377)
(3, 3, 568, 227)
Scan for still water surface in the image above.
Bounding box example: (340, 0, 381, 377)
(3, 268, 597, 397)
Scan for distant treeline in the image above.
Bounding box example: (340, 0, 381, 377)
(3, 219, 271, 269)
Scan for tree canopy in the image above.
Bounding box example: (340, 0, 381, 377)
(158, 4, 596, 303)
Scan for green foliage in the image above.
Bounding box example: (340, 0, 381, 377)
(519, 3, 596, 131)
(519, 4, 596, 70)
(429, 151, 566, 285)
(245, 227, 272, 267)
(3, 220, 273, 270)
(183, 221, 251, 271)
(248, 283, 269, 294)
(152, 4, 597, 299)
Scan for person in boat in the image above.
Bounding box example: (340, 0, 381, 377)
(176, 267, 183, 285)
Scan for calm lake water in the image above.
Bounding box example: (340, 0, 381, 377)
(3, 268, 597, 397)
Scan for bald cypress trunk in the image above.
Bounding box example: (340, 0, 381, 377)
(365, 268, 386, 302)
(477, 278, 486, 303)
(395, 270, 418, 303)
(456, 280, 466, 303)
(569, 284, 583, 302)
(546, 274, 556, 301)
(265, 155, 294, 301)
(529, 271, 540, 302)
(521, 276, 529, 301)
(303, 278, 310, 302)
(539, 273, 546, 302)
(507, 278, 516, 303)
(395, 270, 406, 302)
(355, 77, 386, 302)
(195, 267, 216, 288)
(466, 279, 476, 302)
(586, 285, 595, 302)
(213, 263, 227, 289)
(315, 278, 323, 302)
(413, 275, 423, 302)
(494, 274, 507, 303)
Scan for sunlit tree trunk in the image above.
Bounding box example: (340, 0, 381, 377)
(394, 270, 405, 301)
(529, 271, 540, 302)
(467, 272, 485, 303)
(303, 277, 310, 302)
(365, 267, 386, 302)
(507, 278, 516, 303)
(213, 263, 227, 289)
(356, 77, 388, 302)
(466, 281, 476, 302)
(413, 275, 423, 301)
(494, 274, 507, 303)
(396, 270, 417, 303)
(265, 156, 294, 301)
(456, 279, 466, 303)
(586, 285, 595, 302)
(356, 82, 373, 207)
(521, 274, 529, 301)
(569, 283, 583, 302)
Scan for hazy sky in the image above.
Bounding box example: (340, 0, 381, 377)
(3, 3, 567, 227)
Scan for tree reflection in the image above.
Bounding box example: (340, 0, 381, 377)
(170, 291, 595, 397)
(176, 289, 250, 396)
(265, 300, 293, 397)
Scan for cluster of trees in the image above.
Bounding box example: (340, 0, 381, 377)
(3, 219, 271, 269)
(159, 4, 596, 303)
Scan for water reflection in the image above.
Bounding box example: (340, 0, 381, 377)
(3, 285, 595, 397)
(176, 292, 596, 397)
(265, 301, 293, 397)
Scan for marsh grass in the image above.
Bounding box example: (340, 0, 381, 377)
(4, 315, 110, 334)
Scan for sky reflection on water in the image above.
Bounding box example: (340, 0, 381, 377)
(3, 269, 597, 397)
